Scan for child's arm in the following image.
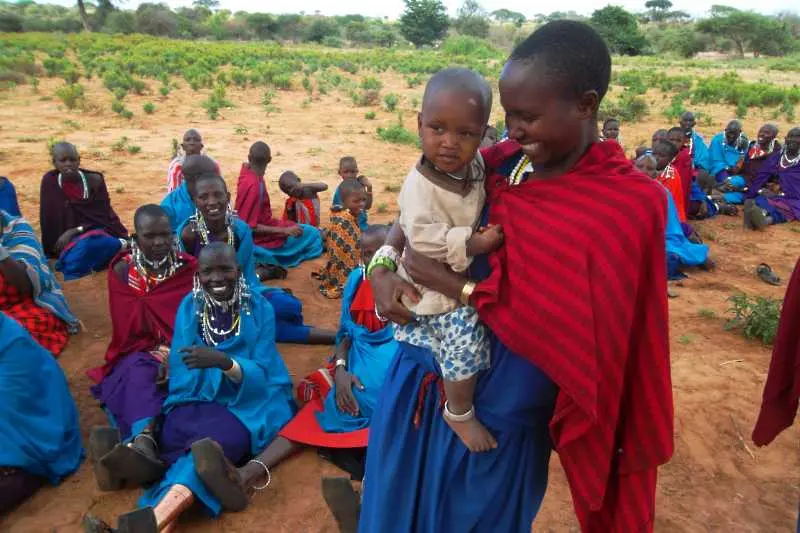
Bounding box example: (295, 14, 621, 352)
(466, 225, 504, 257)
(300, 182, 328, 198)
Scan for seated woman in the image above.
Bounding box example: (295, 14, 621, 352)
(279, 171, 328, 227)
(87, 205, 196, 490)
(708, 120, 748, 184)
(636, 155, 711, 280)
(742, 124, 781, 184)
(166, 129, 219, 193)
(235, 142, 323, 270)
(744, 128, 800, 230)
(40, 142, 128, 280)
(181, 174, 335, 344)
(83, 243, 295, 533)
(0, 176, 21, 217)
(0, 312, 83, 515)
(161, 154, 218, 232)
(0, 209, 79, 356)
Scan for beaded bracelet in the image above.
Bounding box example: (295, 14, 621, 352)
(366, 255, 397, 278)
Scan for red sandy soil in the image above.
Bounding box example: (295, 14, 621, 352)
(0, 71, 797, 532)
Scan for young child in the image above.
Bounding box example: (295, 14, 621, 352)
(392, 68, 503, 453)
(280, 171, 328, 227)
(166, 129, 219, 193)
(315, 178, 366, 299)
(332, 157, 372, 231)
(653, 139, 688, 223)
(602, 117, 620, 142)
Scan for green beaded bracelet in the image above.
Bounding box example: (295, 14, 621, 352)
(367, 255, 397, 278)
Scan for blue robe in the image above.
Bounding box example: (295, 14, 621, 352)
(1, 211, 79, 331)
(139, 291, 295, 515)
(0, 313, 83, 482)
(253, 224, 324, 269)
(663, 186, 709, 279)
(359, 234, 557, 532)
(0, 179, 21, 217)
(316, 268, 400, 433)
(332, 184, 368, 231)
(708, 133, 745, 178)
(160, 182, 195, 232)
(691, 131, 709, 171)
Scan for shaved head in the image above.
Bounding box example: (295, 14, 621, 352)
(422, 68, 492, 123)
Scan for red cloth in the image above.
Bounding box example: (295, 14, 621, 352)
(658, 165, 687, 223)
(86, 251, 196, 383)
(235, 164, 296, 249)
(349, 278, 384, 333)
(283, 197, 320, 227)
(474, 140, 673, 533)
(674, 148, 693, 217)
(0, 272, 68, 356)
(752, 258, 800, 446)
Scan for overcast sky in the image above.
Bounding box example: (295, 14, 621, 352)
(45, 0, 795, 18)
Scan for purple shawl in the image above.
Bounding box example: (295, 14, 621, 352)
(748, 152, 800, 220)
(39, 169, 128, 258)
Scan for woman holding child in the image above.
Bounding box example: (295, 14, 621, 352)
(358, 21, 673, 533)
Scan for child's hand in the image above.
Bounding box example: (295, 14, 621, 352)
(466, 224, 504, 257)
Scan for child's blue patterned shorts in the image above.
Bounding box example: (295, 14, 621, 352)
(394, 305, 490, 382)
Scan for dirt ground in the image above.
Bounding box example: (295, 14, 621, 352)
(0, 68, 798, 532)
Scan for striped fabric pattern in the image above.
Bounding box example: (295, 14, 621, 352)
(473, 140, 674, 533)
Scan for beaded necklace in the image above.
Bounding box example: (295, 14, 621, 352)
(200, 289, 241, 346)
(509, 154, 533, 186)
(194, 211, 234, 248)
(779, 149, 800, 170)
(132, 243, 178, 288)
(57, 171, 89, 200)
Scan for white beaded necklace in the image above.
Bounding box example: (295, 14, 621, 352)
(57, 171, 89, 200)
(509, 154, 533, 185)
(194, 211, 234, 248)
(779, 149, 800, 170)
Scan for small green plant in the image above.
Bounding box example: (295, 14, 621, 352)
(376, 202, 389, 214)
(384, 184, 401, 193)
(111, 136, 129, 152)
(383, 93, 400, 112)
(55, 83, 85, 110)
(410, 96, 420, 110)
(302, 76, 312, 95)
(365, 111, 376, 120)
(234, 126, 249, 136)
(377, 116, 419, 147)
(159, 85, 170, 97)
(31, 77, 39, 93)
(62, 119, 80, 129)
(17, 137, 42, 143)
(698, 308, 717, 319)
(677, 335, 693, 345)
(261, 90, 275, 107)
(115, 186, 125, 194)
(143, 102, 156, 114)
(127, 145, 141, 155)
(725, 293, 781, 345)
(360, 76, 383, 91)
(202, 83, 233, 120)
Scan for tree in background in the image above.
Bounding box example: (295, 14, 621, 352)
(76, 0, 92, 31)
(454, 0, 490, 38)
(399, 0, 449, 47)
(193, 0, 220, 9)
(534, 11, 586, 23)
(644, 0, 672, 22)
(590, 6, 648, 55)
(490, 8, 525, 27)
(306, 17, 340, 43)
(246, 13, 278, 40)
(697, 6, 795, 56)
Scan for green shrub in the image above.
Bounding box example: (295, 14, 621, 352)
(159, 85, 170, 97)
(111, 136, 129, 151)
(143, 102, 156, 114)
(725, 293, 781, 345)
(202, 83, 233, 120)
(272, 74, 292, 90)
(302, 76, 312, 94)
(55, 83, 85, 110)
(127, 145, 141, 154)
(377, 117, 419, 146)
(599, 94, 648, 122)
(360, 76, 383, 92)
(365, 111, 376, 120)
(383, 93, 400, 112)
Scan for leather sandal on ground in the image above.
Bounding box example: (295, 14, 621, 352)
(117, 508, 158, 533)
(756, 263, 781, 286)
(99, 441, 166, 488)
(89, 427, 122, 491)
(321, 476, 361, 533)
(191, 438, 249, 512)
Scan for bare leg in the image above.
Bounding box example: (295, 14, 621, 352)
(306, 328, 337, 345)
(442, 376, 497, 453)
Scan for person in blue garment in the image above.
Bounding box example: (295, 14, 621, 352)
(83, 243, 295, 533)
(331, 156, 371, 231)
(708, 120, 748, 185)
(680, 111, 710, 172)
(160, 154, 218, 232)
(0, 312, 83, 514)
(0, 177, 21, 217)
(179, 173, 335, 345)
(635, 154, 711, 280)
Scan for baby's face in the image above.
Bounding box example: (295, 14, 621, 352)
(419, 89, 485, 174)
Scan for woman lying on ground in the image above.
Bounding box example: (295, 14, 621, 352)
(0, 209, 79, 355)
(83, 243, 295, 533)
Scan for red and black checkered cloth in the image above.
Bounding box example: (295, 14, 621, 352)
(0, 272, 68, 356)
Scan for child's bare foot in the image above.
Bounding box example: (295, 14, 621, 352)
(443, 404, 497, 452)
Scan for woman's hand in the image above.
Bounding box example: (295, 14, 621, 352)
(371, 267, 419, 325)
(181, 346, 233, 371)
(54, 228, 80, 255)
(284, 225, 303, 238)
(334, 368, 364, 416)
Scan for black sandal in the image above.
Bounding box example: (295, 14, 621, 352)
(756, 263, 781, 286)
(99, 439, 166, 488)
(89, 427, 122, 491)
(191, 438, 249, 512)
(117, 508, 158, 533)
(321, 477, 361, 533)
